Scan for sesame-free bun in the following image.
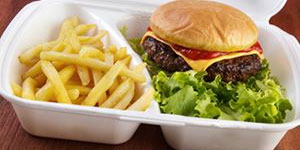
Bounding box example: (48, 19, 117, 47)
(150, 0, 258, 52)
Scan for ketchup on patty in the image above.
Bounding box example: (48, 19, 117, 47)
(146, 27, 263, 60)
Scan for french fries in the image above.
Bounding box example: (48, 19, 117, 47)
(23, 61, 42, 79)
(92, 70, 103, 85)
(41, 61, 72, 104)
(120, 55, 132, 66)
(36, 65, 75, 101)
(19, 45, 43, 64)
(76, 65, 90, 86)
(115, 47, 127, 61)
(41, 51, 146, 83)
(127, 87, 155, 111)
(81, 61, 124, 106)
(104, 52, 114, 65)
(133, 63, 146, 73)
(75, 24, 96, 35)
(80, 30, 107, 45)
(101, 79, 132, 108)
(98, 92, 107, 106)
(79, 46, 104, 60)
(108, 44, 117, 54)
(114, 81, 135, 110)
(22, 77, 37, 100)
(40, 51, 110, 71)
(13, 16, 153, 112)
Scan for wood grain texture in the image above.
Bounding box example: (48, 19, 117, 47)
(0, 0, 299, 150)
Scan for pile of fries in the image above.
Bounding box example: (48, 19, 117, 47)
(11, 17, 154, 111)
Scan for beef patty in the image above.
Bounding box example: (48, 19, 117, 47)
(142, 36, 262, 82)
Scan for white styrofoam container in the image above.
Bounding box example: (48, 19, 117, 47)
(0, 0, 300, 150)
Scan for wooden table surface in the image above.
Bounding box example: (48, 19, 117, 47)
(0, 0, 300, 150)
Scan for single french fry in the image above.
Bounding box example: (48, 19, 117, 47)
(80, 30, 107, 45)
(62, 45, 73, 53)
(22, 77, 37, 100)
(68, 89, 80, 101)
(78, 36, 93, 43)
(120, 55, 132, 67)
(34, 74, 47, 87)
(114, 80, 135, 110)
(127, 87, 154, 111)
(90, 40, 104, 50)
(58, 66, 76, 84)
(115, 47, 127, 61)
(11, 82, 22, 97)
(23, 58, 40, 67)
(35, 81, 53, 101)
(132, 63, 146, 73)
(40, 51, 110, 71)
(79, 46, 104, 60)
(109, 78, 119, 95)
(98, 92, 107, 106)
(81, 61, 124, 106)
(36, 65, 75, 101)
(94, 30, 107, 40)
(40, 61, 71, 104)
(120, 68, 146, 83)
(19, 45, 43, 64)
(75, 24, 96, 35)
(92, 69, 104, 85)
(108, 44, 117, 54)
(57, 17, 79, 44)
(23, 61, 42, 79)
(65, 30, 81, 52)
(101, 79, 132, 108)
(65, 85, 91, 95)
(51, 42, 66, 52)
(104, 52, 114, 65)
(76, 65, 90, 86)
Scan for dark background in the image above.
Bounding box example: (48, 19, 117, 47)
(1, 0, 300, 150)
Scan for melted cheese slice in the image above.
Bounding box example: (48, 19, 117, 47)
(141, 31, 264, 71)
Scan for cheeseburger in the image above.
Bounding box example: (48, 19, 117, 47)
(141, 0, 263, 82)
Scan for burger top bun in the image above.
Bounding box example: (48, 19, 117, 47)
(150, 0, 258, 52)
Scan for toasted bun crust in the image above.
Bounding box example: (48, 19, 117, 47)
(150, 0, 258, 52)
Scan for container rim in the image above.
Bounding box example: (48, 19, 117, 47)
(45, 0, 287, 22)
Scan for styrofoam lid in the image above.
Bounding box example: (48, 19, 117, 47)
(213, 0, 287, 22)
(120, 0, 287, 22)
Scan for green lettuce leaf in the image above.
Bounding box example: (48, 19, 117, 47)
(161, 86, 198, 116)
(195, 91, 221, 119)
(152, 60, 293, 123)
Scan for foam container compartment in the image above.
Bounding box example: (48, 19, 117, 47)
(1, 0, 300, 150)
